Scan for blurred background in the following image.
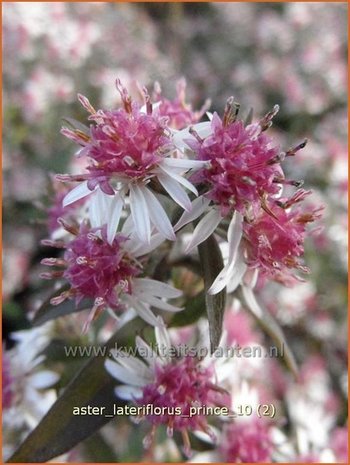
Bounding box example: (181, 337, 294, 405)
(3, 2, 348, 462)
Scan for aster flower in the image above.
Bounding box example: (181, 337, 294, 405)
(220, 419, 273, 463)
(2, 325, 60, 461)
(59, 80, 206, 244)
(243, 195, 323, 284)
(3, 324, 59, 427)
(184, 102, 283, 218)
(202, 191, 322, 294)
(105, 318, 229, 457)
(41, 220, 183, 331)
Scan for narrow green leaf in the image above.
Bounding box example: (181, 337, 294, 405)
(32, 285, 93, 326)
(238, 285, 298, 378)
(82, 432, 119, 462)
(7, 329, 126, 463)
(198, 235, 226, 353)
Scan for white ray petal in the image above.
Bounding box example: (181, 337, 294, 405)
(135, 335, 160, 368)
(189, 121, 213, 138)
(90, 187, 113, 227)
(241, 285, 263, 318)
(193, 426, 220, 445)
(209, 223, 245, 294)
(189, 452, 220, 463)
(98, 188, 113, 220)
(155, 320, 172, 363)
(226, 260, 247, 294)
(227, 211, 243, 265)
(129, 184, 151, 244)
(106, 306, 137, 325)
(126, 295, 160, 326)
(110, 349, 152, 380)
(133, 278, 182, 299)
(207, 264, 231, 295)
(114, 385, 143, 401)
(140, 186, 176, 240)
(159, 165, 198, 195)
(248, 268, 259, 289)
(209, 249, 246, 295)
(115, 308, 137, 328)
(105, 359, 147, 387)
(185, 208, 222, 252)
(63, 181, 92, 207)
(107, 193, 124, 244)
(121, 214, 134, 236)
(29, 371, 60, 389)
(162, 158, 207, 171)
(157, 173, 192, 211)
(89, 190, 102, 228)
(140, 294, 183, 313)
(129, 232, 165, 256)
(172, 122, 212, 150)
(174, 196, 211, 231)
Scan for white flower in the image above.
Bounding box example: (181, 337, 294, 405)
(45, 212, 184, 330)
(105, 318, 228, 456)
(5, 324, 60, 430)
(60, 87, 208, 245)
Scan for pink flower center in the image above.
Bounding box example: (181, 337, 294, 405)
(137, 356, 227, 434)
(63, 226, 141, 309)
(61, 88, 174, 195)
(85, 105, 171, 190)
(190, 115, 281, 216)
(243, 202, 321, 283)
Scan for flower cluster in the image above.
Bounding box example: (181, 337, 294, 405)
(37, 79, 327, 458)
(180, 102, 321, 288)
(4, 2, 346, 462)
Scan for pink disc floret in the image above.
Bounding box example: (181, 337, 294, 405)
(189, 112, 282, 216)
(61, 80, 173, 194)
(41, 224, 141, 313)
(137, 356, 227, 434)
(63, 225, 141, 309)
(243, 200, 323, 284)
